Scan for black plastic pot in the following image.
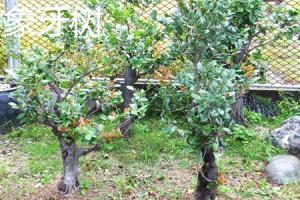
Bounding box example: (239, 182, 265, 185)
(0, 88, 20, 134)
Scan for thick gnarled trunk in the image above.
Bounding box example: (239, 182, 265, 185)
(195, 148, 218, 200)
(58, 138, 79, 195)
(231, 41, 252, 125)
(231, 94, 246, 124)
(48, 128, 100, 195)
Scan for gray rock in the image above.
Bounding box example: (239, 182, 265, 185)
(265, 155, 300, 185)
(269, 116, 300, 155)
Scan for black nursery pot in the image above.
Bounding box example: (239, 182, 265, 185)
(0, 88, 20, 134)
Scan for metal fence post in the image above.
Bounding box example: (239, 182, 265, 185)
(5, 0, 19, 69)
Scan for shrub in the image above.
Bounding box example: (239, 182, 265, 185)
(231, 124, 256, 144)
(277, 94, 300, 118)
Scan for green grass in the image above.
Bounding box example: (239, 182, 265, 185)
(1, 115, 300, 199)
(100, 119, 191, 164)
(8, 125, 61, 175)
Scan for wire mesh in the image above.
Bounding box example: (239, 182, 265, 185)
(262, 0, 300, 86)
(0, 0, 299, 87)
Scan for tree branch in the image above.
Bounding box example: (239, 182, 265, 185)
(76, 143, 102, 157)
(85, 107, 102, 120)
(61, 66, 106, 102)
(36, 97, 60, 131)
(50, 51, 65, 67)
(49, 83, 62, 102)
(48, 83, 62, 117)
(247, 38, 277, 53)
(44, 118, 58, 130)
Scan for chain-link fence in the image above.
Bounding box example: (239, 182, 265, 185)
(0, 0, 299, 87)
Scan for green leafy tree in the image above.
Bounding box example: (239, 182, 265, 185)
(159, 0, 299, 199)
(95, 0, 164, 135)
(159, 0, 262, 199)
(9, 16, 123, 194)
(160, 1, 240, 199)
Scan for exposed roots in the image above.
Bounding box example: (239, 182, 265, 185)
(58, 179, 79, 195)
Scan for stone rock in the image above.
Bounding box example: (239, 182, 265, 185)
(269, 116, 300, 155)
(0, 89, 20, 134)
(265, 155, 300, 185)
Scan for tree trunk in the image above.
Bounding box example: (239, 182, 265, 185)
(195, 147, 218, 200)
(58, 137, 79, 195)
(121, 67, 138, 111)
(231, 41, 252, 125)
(120, 67, 138, 137)
(231, 94, 246, 124)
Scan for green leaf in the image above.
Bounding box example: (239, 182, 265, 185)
(17, 113, 25, 120)
(191, 94, 201, 101)
(150, 10, 157, 20)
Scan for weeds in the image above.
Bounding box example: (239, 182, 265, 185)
(277, 94, 300, 119)
(231, 124, 256, 143)
(244, 109, 264, 125)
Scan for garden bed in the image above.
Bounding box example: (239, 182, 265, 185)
(1, 117, 300, 200)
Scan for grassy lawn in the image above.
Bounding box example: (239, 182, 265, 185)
(1, 116, 300, 199)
